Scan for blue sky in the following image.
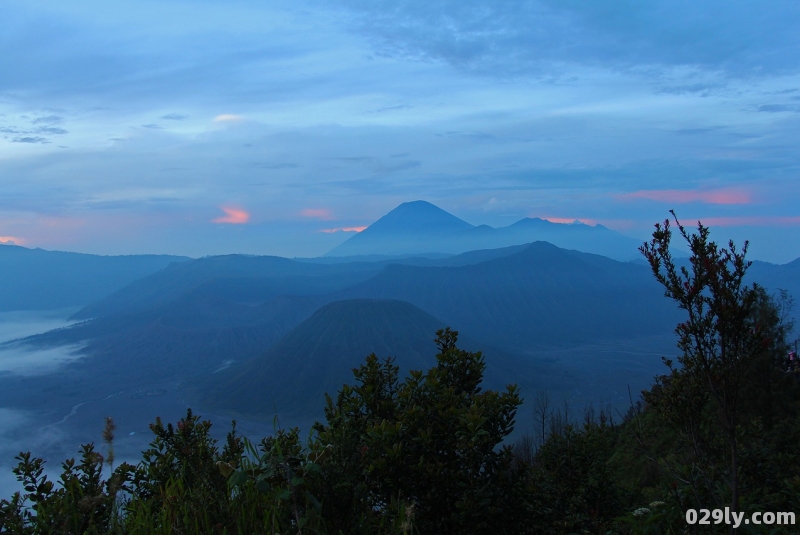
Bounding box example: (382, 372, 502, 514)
(1, 0, 799, 262)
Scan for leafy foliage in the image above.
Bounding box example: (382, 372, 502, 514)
(311, 328, 526, 534)
(0, 444, 129, 535)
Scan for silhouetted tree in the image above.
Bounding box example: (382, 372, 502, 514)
(640, 211, 775, 519)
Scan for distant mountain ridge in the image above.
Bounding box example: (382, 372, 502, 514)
(338, 241, 682, 351)
(25, 242, 685, 389)
(10, 238, 800, 428)
(325, 200, 646, 260)
(71, 254, 367, 320)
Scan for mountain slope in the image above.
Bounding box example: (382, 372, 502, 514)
(0, 245, 188, 312)
(748, 258, 800, 308)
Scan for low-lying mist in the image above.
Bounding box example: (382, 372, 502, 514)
(0, 309, 78, 344)
(0, 310, 85, 376)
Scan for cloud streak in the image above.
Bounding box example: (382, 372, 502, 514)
(319, 226, 367, 233)
(699, 216, 800, 227)
(11, 136, 49, 144)
(300, 208, 334, 220)
(619, 189, 752, 205)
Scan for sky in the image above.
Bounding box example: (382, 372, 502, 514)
(1, 0, 800, 262)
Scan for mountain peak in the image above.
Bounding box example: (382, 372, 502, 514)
(371, 201, 474, 233)
(325, 201, 474, 257)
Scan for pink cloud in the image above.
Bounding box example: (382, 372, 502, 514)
(540, 217, 598, 226)
(213, 114, 244, 123)
(319, 226, 367, 233)
(619, 188, 752, 205)
(0, 236, 24, 245)
(698, 216, 800, 227)
(212, 206, 250, 224)
(300, 208, 334, 220)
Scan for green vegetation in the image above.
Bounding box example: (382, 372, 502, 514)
(0, 329, 526, 534)
(2, 217, 799, 534)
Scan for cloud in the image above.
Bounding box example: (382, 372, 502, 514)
(213, 114, 244, 123)
(674, 127, 724, 136)
(300, 208, 334, 220)
(319, 226, 367, 233)
(329, 157, 371, 163)
(1, 124, 67, 138)
(0, 236, 24, 245)
(374, 104, 412, 113)
(12, 136, 49, 144)
(438, 130, 495, 142)
(619, 189, 752, 205)
(757, 104, 798, 113)
(336, 0, 800, 79)
(540, 217, 597, 226)
(212, 206, 250, 224)
(35, 126, 67, 135)
(249, 162, 298, 170)
(161, 113, 187, 120)
(31, 115, 62, 124)
(141, 124, 163, 129)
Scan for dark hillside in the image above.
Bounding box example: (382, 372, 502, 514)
(197, 299, 526, 419)
(748, 257, 800, 310)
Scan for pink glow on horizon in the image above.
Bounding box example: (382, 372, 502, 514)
(212, 206, 250, 224)
(0, 236, 24, 245)
(319, 226, 367, 233)
(620, 188, 752, 205)
(300, 208, 334, 220)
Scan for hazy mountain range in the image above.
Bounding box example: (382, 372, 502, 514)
(1, 201, 798, 431)
(325, 200, 647, 260)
